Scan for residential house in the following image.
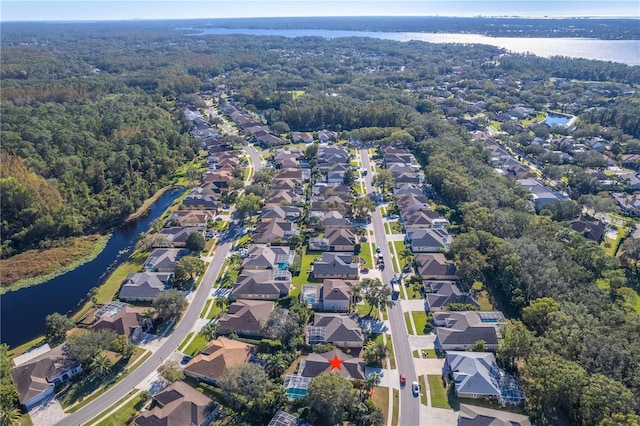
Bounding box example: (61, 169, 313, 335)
(444, 351, 501, 399)
(181, 192, 219, 211)
(516, 178, 568, 209)
(253, 220, 298, 245)
(302, 279, 357, 312)
(458, 404, 531, 426)
(405, 227, 452, 253)
(312, 252, 359, 280)
(320, 211, 352, 230)
(217, 300, 275, 337)
(260, 206, 303, 222)
(434, 311, 505, 351)
(183, 337, 256, 385)
(10, 345, 82, 410)
(298, 349, 365, 380)
(415, 253, 458, 280)
(134, 381, 218, 426)
(274, 168, 305, 184)
(570, 216, 606, 243)
(326, 169, 346, 184)
(423, 281, 480, 312)
(397, 193, 431, 215)
(92, 303, 145, 340)
(265, 190, 302, 207)
(268, 411, 313, 426)
(119, 272, 172, 302)
(231, 269, 291, 300)
(291, 132, 314, 144)
(402, 210, 449, 229)
(242, 244, 295, 270)
(143, 248, 189, 272)
(167, 210, 216, 227)
(317, 129, 338, 143)
(306, 313, 365, 349)
(157, 227, 206, 248)
(323, 228, 356, 252)
(256, 133, 288, 148)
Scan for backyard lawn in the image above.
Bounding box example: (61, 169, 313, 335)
(291, 249, 322, 293)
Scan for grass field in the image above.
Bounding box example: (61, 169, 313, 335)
(404, 312, 414, 334)
(178, 332, 194, 352)
(411, 311, 428, 335)
(371, 387, 391, 425)
(419, 376, 428, 405)
(292, 249, 322, 291)
(602, 225, 629, 257)
(184, 333, 209, 356)
(476, 290, 495, 311)
(428, 374, 451, 409)
(388, 242, 400, 273)
(390, 222, 404, 234)
(360, 242, 375, 270)
(95, 390, 146, 426)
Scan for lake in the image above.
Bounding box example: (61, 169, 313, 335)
(187, 28, 640, 66)
(0, 188, 184, 349)
(544, 113, 572, 127)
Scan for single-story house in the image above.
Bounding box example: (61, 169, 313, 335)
(260, 206, 303, 222)
(167, 210, 216, 227)
(415, 253, 458, 280)
(405, 228, 452, 253)
(298, 349, 365, 381)
(253, 220, 299, 245)
(10, 345, 82, 410)
(312, 252, 359, 280)
(118, 272, 173, 302)
(302, 279, 357, 312)
(444, 351, 501, 399)
(183, 337, 256, 385)
(92, 303, 145, 340)
(157, 227, 206, 248)
(325, 228, 356, 252)
(570, 216, 606, 243)
(433, 311, 505, 351)
(307, 313, 364, 349)
(458, 404, 531, 426)
(242, 244, 295, 270)
(231, 269, 292, 300)
(217, 300, 275, 338)
(423, 281, 480, 312)
(134, 381, 218, 426)
(143, 248, 189, 272)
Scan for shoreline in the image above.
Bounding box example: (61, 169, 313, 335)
(125, 184, 180, 223)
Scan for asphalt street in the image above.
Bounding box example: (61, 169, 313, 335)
(360, 149, 421, 425)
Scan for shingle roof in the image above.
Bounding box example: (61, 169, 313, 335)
(118, 272, 172, 301)
(458, 404, 531, 426)
(310, 313, 364, 346)
(445, 351, 501, 397)
(299, 349, 365, 380)
(217, 300, 275, 335)
(135, 381, 217, 426)
(184, 337, 255, 382)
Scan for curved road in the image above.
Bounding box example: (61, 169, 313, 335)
(60, 145, 263, 425)
(360, 150, 421, 425)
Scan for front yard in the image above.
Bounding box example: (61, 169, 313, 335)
(428, 374, 451, 409)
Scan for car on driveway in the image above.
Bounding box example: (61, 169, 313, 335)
(400, 374, 406, 386)
(360, 267, 369, 273)
(412, 381, 420, 397)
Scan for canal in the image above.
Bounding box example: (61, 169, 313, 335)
(0, 187, 184, 348)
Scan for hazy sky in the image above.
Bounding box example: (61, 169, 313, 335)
(1, 0, 639, 22)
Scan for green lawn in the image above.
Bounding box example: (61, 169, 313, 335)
(292, 249, 322, 292)
(428, 374, 451, 409)
(419, 376, 428, 405)
(206, 301, 223, 319)
(177, 332, 194, 352)
(359, 242, 374, 270)
(390, 222, 404, 234)
(387, 335, 396, 369)
(388, 242, 400, 273)
(476, 290, 495, 311)
(184, 333, 209, 356)
(371, 387, 390, 426)
(384, 222, 391, 234)
(413, 349, 437, 358)
(391, 389, 399, 425)
(407, 281, 422, 299)
(95, 391, 147, 426)
(411, 311, 428, 335)
(602, 226, 629, 257)
(200, 300, 212, 319)
(404, 312, 414, 334)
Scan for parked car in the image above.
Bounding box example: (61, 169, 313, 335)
(360, 267, 369, 273)
(376, 246, 381, 253)
(400, 374, 407, 386)
(378, 264, 385, 271)
(412, 381, 420, 397)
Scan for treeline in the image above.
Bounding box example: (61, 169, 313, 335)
(581, 99, 640, 139)
(0, 89, 196, 257)
(406, 117, 640, 425)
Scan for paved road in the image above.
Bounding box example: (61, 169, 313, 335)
(360, 150, 421, 425)
(244, 144, 264, 173)
(59, 232, 233, 425)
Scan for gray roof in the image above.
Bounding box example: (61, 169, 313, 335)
(232, 269, 291, 300)
(261, 206, 303, 221)
(243, 244, 293, 269)
(299, 349, 365, 380)
(434, 311, 504, 348)
(135, 381, 217, 426)
(458, 404, 531, 426)
(217, 300, 275, 336)
(407, 228, 451, 251)
(143, 248, 189, 272)
(118, 272, 172, 301)
(415, 253, 458, 279)
(309, 313, 364, 346)
(445, 351, 501, 397)
(424, 281, 479, 310)
(312, 252, 358, 278)
(158, 227, 206, 244)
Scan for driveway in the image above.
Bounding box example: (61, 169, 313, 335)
(29, 396, 65, 426)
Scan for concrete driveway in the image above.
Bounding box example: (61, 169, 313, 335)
(29, 396, 65, 426)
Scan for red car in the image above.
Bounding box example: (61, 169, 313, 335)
(400, 374, 407, 386)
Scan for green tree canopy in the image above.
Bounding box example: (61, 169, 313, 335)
(152, 289, 187, 320)
(307, 372, 359, 426)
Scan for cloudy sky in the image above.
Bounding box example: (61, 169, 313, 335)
(1, 0, 639, 21)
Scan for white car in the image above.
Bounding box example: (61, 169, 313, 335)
(412, 381, 420, 397)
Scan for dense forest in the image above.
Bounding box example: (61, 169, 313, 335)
(2, 20, 640, 424)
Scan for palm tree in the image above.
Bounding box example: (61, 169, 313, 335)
(265, 353, 291, 379)
(214, 297, 229, 312)
(362, 372, 381, 399)
(348, 283, 363, 306)
(0, 408, 22, 426)
(142, 308, 155, 331)
(90, 354, 113, 378)
(399, 246, 414, 269)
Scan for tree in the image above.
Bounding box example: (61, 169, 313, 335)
(361, 278, 394, 317)
(87, 286, 99, 306)
(67, 329, 117, 367)
(90, 353, 113, 377)
(218, 363, 272, 411)
(580, 374, 636, 426)
(350, 196, 376, 223)
(152, 289, 187, 320)
(343, 167, 355, 187)
(0, 345, 19, 422)
(185, 231, 206, 254)
(351, 398, 384, 426)
(599, 413, 640, 426)
(45, 312, 74, 343)
(307, 372, 359, 426)
(496, 320, 535, 371)
(111, 335, 135, 359)
(0, 408, 21, 426)
(173, 255, 205, 286)
(372, 169, 394, 192)
(236, 193, 264, 220)
(199, 321, 218, 340)
(141, 308, 155, 331)
(264, 352, 294, 379)
(521, 297, 559, 336)
(619, 237, 640, 278)
(362, 372, 381, 398)
(270, 121, 290, 134)
(158, 361, 185, 382)
(362, 342, 389, 367)
(398, 246, 414, 268)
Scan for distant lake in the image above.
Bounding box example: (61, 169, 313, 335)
(186, 28, 640, 66)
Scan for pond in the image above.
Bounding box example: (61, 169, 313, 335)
(0, 188, 184, 349)
(543, 113, 572, 127)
